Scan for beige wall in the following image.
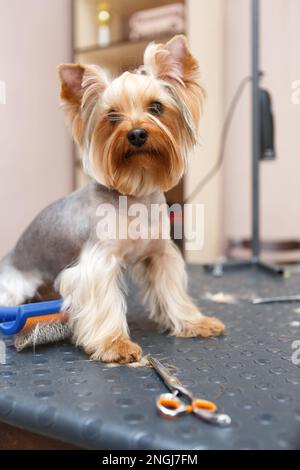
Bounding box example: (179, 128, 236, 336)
(0, 0, 73, 258)
(224, 0, 300, 245)
(186, 0, 225, 263)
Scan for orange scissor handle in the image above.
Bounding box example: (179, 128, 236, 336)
(192, 398, 217, 413)
(156, 393, 217, 419)
(156, 393, 187, 418)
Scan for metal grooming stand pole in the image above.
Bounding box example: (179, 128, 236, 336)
(205, 0, 286, 278)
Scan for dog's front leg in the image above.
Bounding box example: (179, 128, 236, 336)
(133, 240, 225, 338)
(58, 242, 142, 363)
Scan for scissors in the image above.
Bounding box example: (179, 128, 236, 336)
(0, 299, 63, 335)
(148, 356, 231, 426)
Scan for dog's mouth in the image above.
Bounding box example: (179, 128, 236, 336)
(124, 148, 157, 160)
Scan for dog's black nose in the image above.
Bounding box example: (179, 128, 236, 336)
(127, 128, 148, 147)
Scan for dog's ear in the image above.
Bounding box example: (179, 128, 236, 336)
(143, 35, 199, 87)
(144, 35, 204, 147)
(57, 64, 108, 145)
(57, 64, 85, 106)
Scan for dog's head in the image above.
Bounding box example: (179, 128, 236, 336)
(58, 35, 204, 197)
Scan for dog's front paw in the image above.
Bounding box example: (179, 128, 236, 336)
(176, 316, 225, 338)
(92, 338, 143, 364)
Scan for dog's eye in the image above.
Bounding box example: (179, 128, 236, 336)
(107, 110, 121, 124)
(148, 101, 164, 115)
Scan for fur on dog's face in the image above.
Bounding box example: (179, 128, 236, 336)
(58, 35, 204, 197)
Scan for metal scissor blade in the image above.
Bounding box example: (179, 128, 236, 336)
(252, 295, 300, 305)
(148, 356, 192, 399)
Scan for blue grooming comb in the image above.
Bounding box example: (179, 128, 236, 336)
(0, 299, 63, 335)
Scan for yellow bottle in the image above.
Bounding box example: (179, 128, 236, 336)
(97, 1, 111, 47)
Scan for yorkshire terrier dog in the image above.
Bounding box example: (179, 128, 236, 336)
(0, 35, 224, 362)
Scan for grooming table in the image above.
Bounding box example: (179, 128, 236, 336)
(0, 266, 299, 450)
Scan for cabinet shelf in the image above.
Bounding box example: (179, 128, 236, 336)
(74, 33, 185, 71)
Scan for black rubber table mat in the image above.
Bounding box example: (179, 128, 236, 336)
(0, 266, 300, 450)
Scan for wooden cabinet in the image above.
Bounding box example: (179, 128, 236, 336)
(73, 0, 224, 261)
